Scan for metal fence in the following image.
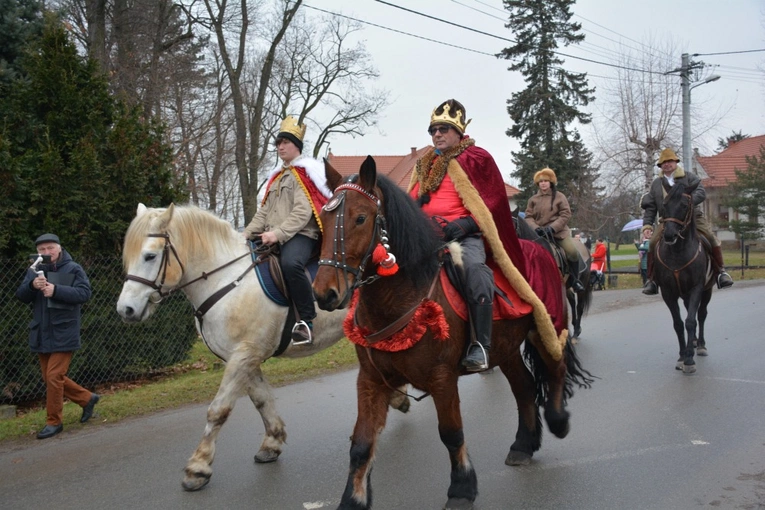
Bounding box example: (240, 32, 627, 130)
(1, 256, 197, 405)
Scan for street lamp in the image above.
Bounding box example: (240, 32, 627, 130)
(681, 52, 720, 174)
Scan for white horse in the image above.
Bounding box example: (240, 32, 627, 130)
(116, 203, 409, 491)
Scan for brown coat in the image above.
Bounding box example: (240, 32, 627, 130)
(524, 189, 572, 240)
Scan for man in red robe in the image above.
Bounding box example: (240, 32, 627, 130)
(409, 99, 567, 371)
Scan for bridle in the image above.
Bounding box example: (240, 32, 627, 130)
(125, 232, 257, 305)
(124, 233, 184, 302)
(660, 192, 694, 242)
(318, 182, 391, 293)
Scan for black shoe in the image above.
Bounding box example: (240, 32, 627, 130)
(37, 424, 63, 439)
(291, 320, 313, 346)
(461, 344, 489, 372)
(80, 393, 100, 423)
(642, 280, 658, 295)
(717, 272, 733, 289)
(572, 279, 585, 293)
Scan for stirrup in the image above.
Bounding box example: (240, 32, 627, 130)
(291, 320, 313, 346)
(717, 272, 734, 289)
(642, 280, 658, 295)
(461, 342, 489, 372)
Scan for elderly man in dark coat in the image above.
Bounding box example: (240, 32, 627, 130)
(16, 233, 99, 439)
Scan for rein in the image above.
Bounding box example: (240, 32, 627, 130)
(656, 193, 703, 293)
(125, 232, 264, 321)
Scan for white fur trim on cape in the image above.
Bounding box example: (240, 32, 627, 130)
(268, 155, 333, 198)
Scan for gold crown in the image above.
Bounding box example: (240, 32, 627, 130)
(429, 101, 471, 134)
(278, 115, 306, 142)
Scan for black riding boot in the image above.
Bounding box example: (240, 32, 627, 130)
(568, 260, 585, 292)
(642, 251, 658, 295)
(711, 246, 733, 289)
(462, 302, 492, 372)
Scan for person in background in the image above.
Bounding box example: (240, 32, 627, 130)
(592, 237, 607, 272)
(243, 116, 331, 345)
(15, 233, 99, 439)
(641, 148, 733, 295)
(636, 227, 652, 285)
(524, 168, 586, 292)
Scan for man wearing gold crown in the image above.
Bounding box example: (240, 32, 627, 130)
(641, 147, 733, 295)
(244, 116, 332, 344)
(408, 99, 568, 371)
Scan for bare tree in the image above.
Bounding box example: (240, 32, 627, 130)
(590, 36, 683, 195)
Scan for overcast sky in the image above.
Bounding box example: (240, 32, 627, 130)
(300, 0, 765, 185)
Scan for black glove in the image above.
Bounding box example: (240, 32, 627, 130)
(544, 226, 555, 237)
(535, 227, 545, 237)
(442, 216, 479, 242)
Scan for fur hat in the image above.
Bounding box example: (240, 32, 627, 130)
(657, 148, 680, 167)
(275, 116, 306, 153)
(35, 233, 60, 245)
(533, 167, 557, 185)
(429, 99, 471, 135)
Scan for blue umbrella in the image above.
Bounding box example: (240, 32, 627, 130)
(621, 219, 643, 232)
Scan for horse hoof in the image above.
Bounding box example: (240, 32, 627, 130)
(505, 450, 532, 466)
(254, 449, 280, 463)
(182, 471, 211, 491)
(683, 364, 696, 375)
(697, 347, 708, 356)
(444, 497, 474, 510)
(675, 358, 683, 370)
(574, 326, 582, 338)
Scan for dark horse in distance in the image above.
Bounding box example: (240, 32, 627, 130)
(653, 180, 714, 374)
(513, 212, 593, 339)
(312, 156, 592, 510)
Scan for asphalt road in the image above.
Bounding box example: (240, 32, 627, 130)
(2, 281, 765, 510)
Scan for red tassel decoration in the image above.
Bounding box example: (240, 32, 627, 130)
(372, 243, 388, 264)
(376, 262, 399, 276)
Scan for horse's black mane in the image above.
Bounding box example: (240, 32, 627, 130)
(665, 180, 687, 203)
(375, 175, 443, 287)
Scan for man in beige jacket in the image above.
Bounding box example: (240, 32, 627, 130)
(244, 117, 332, 344)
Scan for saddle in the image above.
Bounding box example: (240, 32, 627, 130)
(440, 249, 532, 322)
(536, 235, 590, 290)
(248, 241, 319, 356)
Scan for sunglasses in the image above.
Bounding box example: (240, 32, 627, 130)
(428, 126, 451, 136)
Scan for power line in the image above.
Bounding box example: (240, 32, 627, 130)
(695, 49, 765, 56)
(301, 4, 495, 57)
(374, 0, 670, 75)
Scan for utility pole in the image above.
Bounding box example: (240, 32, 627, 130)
(678, 53, 720, 174)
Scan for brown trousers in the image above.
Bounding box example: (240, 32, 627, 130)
(38, 352, 92, 426)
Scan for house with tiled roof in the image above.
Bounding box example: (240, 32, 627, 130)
(697, 134, 765, 244)
(326, 147, 521, 210)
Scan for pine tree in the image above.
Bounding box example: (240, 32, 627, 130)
(0, 12, 185, 258)
(720, 145, 765, 240)
(499, 0, 595, 206)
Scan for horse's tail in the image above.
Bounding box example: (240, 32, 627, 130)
(523, 337, 595, 407)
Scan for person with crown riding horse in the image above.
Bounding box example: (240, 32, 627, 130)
(408, 99, 567, 373)
(641, 147, 733, 295)
(244, 116, 332, 344)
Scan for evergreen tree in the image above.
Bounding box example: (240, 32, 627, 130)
(0, 12, 186, 258)
(499, 0, 595, 207)
(0, 0, 44, 85)
(720, 145, 765, 241)
(716, 130, 750, 153)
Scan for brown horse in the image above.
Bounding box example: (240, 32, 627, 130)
(312, 157, 592, 510)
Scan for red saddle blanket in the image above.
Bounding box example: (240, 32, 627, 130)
(440, 259, 533, 322)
